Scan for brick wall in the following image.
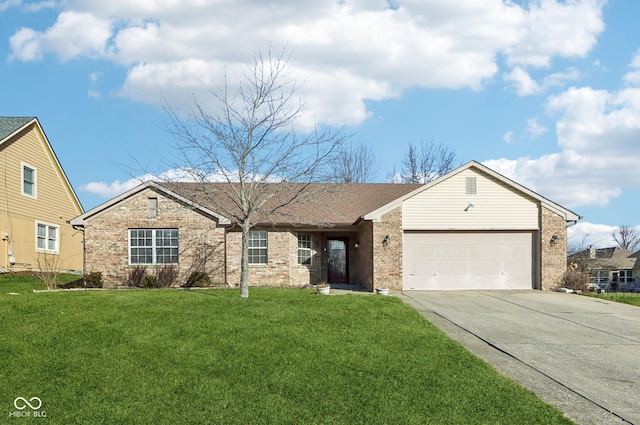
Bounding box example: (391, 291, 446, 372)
(371, 207, 403, 292)
(540, 206, 567, 290)
(84, 188, 225, 287)
(225, 229, 322, 287)
(358, 221, 374, 290)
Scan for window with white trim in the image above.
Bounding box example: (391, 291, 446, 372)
(129, 229, 178, 265)
(248, 231, 267, 264)
(36, 223, 58, 252)
(298, 233, 312, 265)
(22, 164, 36, 197)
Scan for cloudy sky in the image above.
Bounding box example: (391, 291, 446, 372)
(1, 0, 639, 247)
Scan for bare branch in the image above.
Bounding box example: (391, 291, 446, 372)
(400, 139, 457, 184)
(611, 225, 640, 251)
(162, 48, 347, 298)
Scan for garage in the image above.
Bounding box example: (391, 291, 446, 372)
(403, 231, 535, 290)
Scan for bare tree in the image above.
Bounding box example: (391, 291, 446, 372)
(567, 233, 595, 257)
(332, 141, 380, 183)
(611, 225, 640, 251)
(164, 50, 347, 298)
(399, 139, 457, 184)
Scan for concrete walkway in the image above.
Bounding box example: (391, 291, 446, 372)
(399, 291, 640, 425)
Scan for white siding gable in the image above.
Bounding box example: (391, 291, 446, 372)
(403, 169, 539, 230)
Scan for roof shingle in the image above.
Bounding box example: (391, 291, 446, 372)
(0, 117, 35, 141)
(157, 182, 423, 226)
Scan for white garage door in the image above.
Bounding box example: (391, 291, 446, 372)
(403, 232, 534, 290)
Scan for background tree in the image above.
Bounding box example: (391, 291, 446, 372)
(611, 225, 640, 251)
(332, 141, 380, 183)
(394, 139, 457, 184)
(164, 50, 347, 298)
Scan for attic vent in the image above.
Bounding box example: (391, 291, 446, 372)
(148, 198, 158, 218)
(465, 177, 477, 195)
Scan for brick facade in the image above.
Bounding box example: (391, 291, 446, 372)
(540, 206, 568, 291)
(83, 189, 226, 288)
(225, 229, 323, 287)
(80, 187, 571, 292)
(371, 207, 403, 292)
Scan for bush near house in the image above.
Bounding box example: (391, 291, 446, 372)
(559, 270, 590, 292)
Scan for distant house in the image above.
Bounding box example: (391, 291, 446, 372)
(70, 161, 580, 291)
(0, 117, 84, 273)
(568, 247, 640, 291)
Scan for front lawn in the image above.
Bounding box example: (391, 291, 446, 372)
(1, 278, 573, 424)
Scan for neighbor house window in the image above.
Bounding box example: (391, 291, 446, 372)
(298, 233, 312, 265)
(36, 222, 58, 252)
(248, 231, 267, 264)
(22, 164, 36, 197)
(465, 176, 477, 195)
(616, 270, 633, 284)
(129, 229, 178, 265)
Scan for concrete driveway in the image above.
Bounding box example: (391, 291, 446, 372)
(400, 291, 640, 425)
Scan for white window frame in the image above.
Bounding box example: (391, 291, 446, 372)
(36, 222, 59, 253)
(297, 233, 313, 265)
(129, 229, 179, 265)
(248, 230, 268, 264)
(22, 163, 37, 198)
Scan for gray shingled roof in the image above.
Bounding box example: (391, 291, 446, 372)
(0, 117, 35, 141)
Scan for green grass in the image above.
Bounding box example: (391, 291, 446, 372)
(585, 292, 640, 307)
(1, 277, 573, 424)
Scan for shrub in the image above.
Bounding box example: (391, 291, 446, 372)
(85, 272, 103, 288)
(142, 274, 158, 289)
(183, 271, 211, 288)
(560, 270, 589, 292)
(157, 265, 178, 288)
(128, 266, 146, 288)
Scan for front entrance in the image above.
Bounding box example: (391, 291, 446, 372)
(327, 238, 349, 284)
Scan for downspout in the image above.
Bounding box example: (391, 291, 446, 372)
(224, 225, 229, 286)
(72, 223, 86, 278)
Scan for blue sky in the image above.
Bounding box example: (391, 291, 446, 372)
(1, 0, 639, 248)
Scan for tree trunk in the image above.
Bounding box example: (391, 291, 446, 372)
(240, 224, 250, 298)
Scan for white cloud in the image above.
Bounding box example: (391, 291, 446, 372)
(7, 0, 607, 127)
(9, 11, 111, 62)
(79, 167, 260, 198)
(504, 67, 540, 95)
(502, 131, 514, 144)
(0, 0, 20, 12)
(80, 178, 143, 198)
(485, 54, 640, 210)
(504, 0, 605, 68)
(567, 221, 618, 249)
(23, 1, 57, 12)
(504, 67, 580, 96)
(526, 117, 547, 139)
(624, 49, 640, 86)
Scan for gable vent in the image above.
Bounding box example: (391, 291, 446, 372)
(465, 177, 477, 195)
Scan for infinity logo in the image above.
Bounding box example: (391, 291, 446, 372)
(14, 397, 42, 410)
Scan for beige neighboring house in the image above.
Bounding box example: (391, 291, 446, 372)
(70, 161, 581, 291)
(0, 117, 84, 273)
(568, 247, 640, 291)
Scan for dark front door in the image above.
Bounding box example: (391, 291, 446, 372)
(327, 238, 348, 284)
